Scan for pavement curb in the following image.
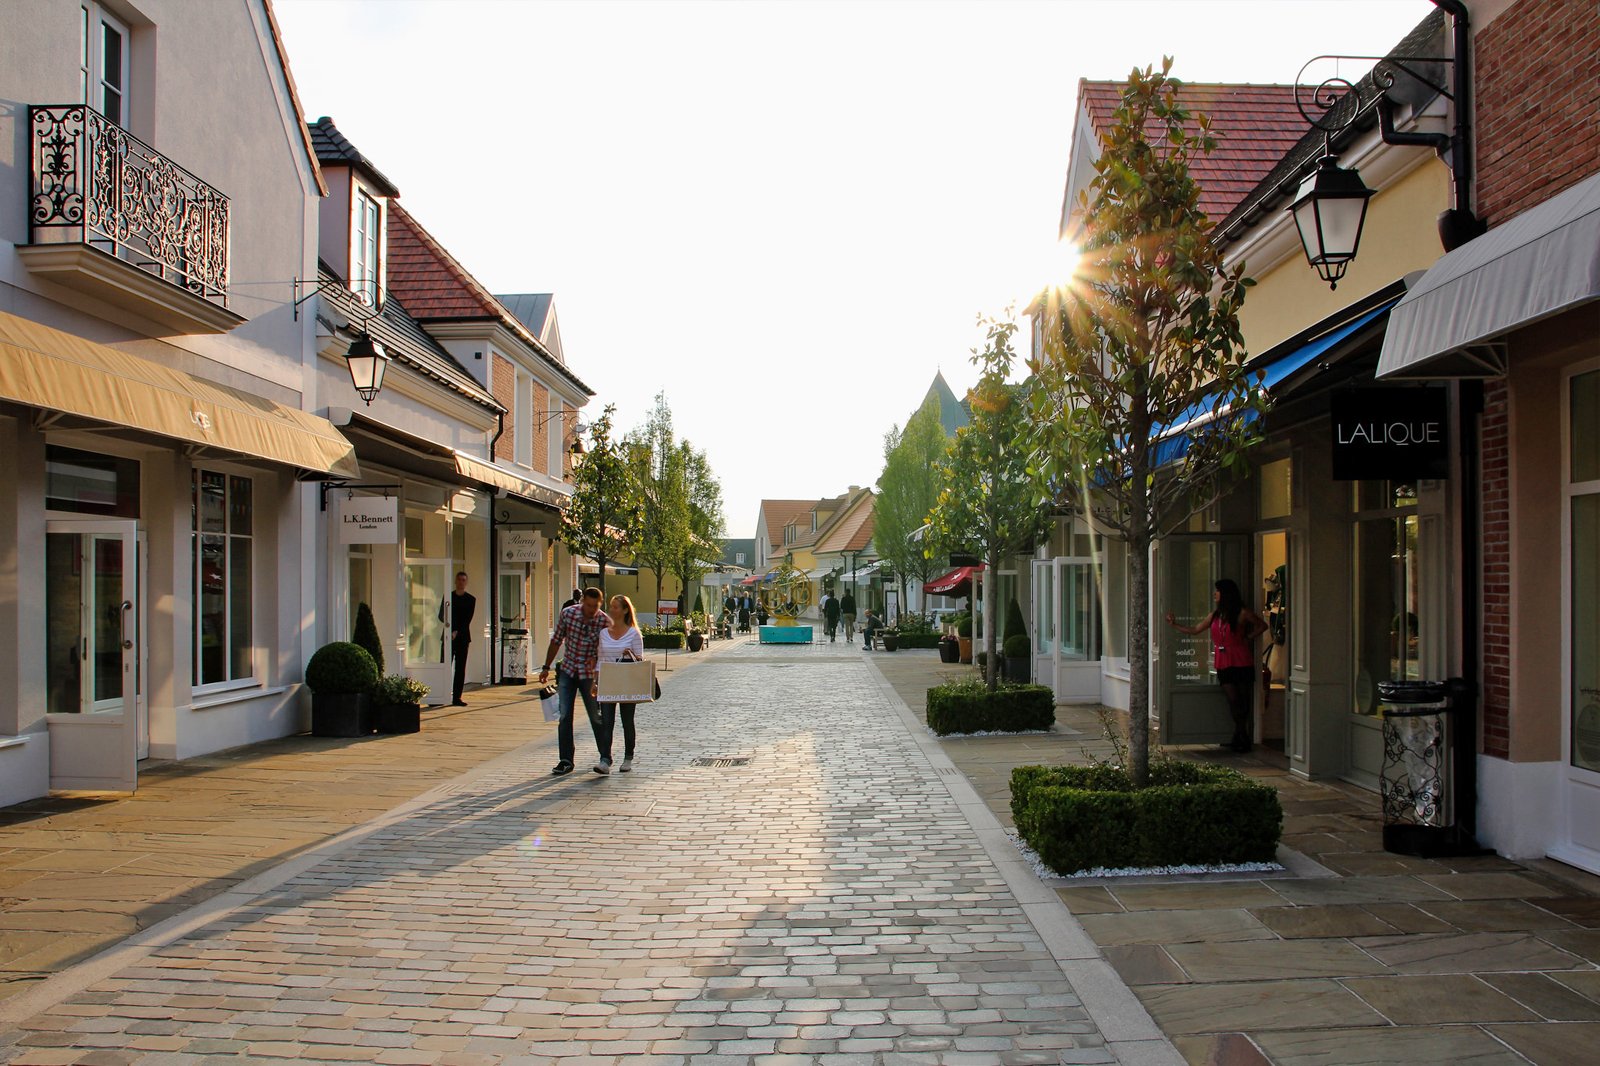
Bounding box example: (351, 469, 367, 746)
(861, 656, 1185, 1066)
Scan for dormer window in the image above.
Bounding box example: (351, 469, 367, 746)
(353, 190, 381, 306)
(81, 4, 129, 126)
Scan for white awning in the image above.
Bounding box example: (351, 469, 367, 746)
(841, 561, 882, 582)
(805, 567, 830, 580)
(1378, 170, 1600, 379)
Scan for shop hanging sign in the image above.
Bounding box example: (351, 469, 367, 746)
(499, 529, 544, 564)
(337, 495, 398, 543)
(1331, 387, 1449, 481)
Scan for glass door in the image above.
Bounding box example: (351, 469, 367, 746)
(45, 519, 141, 791)
(1561, 365, 1600, 873)
(1154, 534, 1248, 745)
(404, 559, 452, 704)
(1045, 557, 1101, 701)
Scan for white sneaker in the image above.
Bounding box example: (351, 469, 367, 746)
(619, 758, 633, 773)
(593, 759, 611, 775)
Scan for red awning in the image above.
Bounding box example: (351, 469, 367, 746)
(923, 564, 983, 596)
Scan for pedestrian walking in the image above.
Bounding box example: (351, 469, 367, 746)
(840, 589, 857, 643)
(738, 603, 750, 633)
(593, 594, 645, 774)
(537, 587, 611, 775)
(439, 571, 476, 706)
(1164, 578, 1267, 753)
(823, 590, 841, 642)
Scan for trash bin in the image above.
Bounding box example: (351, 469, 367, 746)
(1378, 680, 1459, 856)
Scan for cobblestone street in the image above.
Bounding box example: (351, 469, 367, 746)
(0, 643, 1164, 1065)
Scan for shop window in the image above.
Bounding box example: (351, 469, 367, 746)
(46, 446, 139, 517)
(1569, 369, 1600, 772)
(1352, 480, 1422, 715)
(349, 544, 373, 627)
(192, 470, 253, 686)
(1102, 538, 1128, 660)
(1035, 564, 1054, 655)
(1259, 458, 1292, 520)
(353, 190, 381, 306)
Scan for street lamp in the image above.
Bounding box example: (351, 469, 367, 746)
(1288, 150, 1374, 290)
(344, 332, 390, 405)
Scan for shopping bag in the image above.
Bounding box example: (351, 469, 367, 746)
(538, 683, 561, 722)
(597, 660, 657, 703)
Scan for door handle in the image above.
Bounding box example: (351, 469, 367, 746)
(120, 601, 134, 652)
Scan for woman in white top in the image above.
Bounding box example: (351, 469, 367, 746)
(593, 593, 646, 774)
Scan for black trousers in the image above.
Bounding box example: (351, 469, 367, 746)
(451, 638, 470, 701)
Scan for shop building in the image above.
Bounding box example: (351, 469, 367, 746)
(0, 0, 349, 803)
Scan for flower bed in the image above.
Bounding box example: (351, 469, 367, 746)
(1010, 762, 1282, 875)
(925, 678, 1054, 735)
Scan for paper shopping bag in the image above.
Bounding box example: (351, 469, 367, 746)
(597, 660, 657, 703)
(538, 683, 561, 722)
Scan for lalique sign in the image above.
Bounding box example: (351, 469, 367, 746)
(1331, 388, 1449, 481)
(338, 496, 398, 543)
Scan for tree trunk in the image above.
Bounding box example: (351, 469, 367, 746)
(596, 550, 606, 599)
(983, 549, 999, 691)
(1127, 532, 1151, 787)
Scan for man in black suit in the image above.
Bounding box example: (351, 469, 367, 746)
(446, 571, 476, 706)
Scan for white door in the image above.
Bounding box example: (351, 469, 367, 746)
(1557, 363, 1600, 873)
(45, 519, 142, 791)
(404, 558, 452, 705)
(1042, 557, 1101, 701)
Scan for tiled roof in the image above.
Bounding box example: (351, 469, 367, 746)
(815, 494, 875, 555)
(922, 372, 969, 435)
(496, 293, 565, 365)
(1079, 81, 1305, 224)
(797, 490, 867, 551)
(760, 499, 814, 550)
(316, 264, 496, 409)
(307, 117, 400, 197)
(384, 204, 594, 396)
(719, 538, 756, 566)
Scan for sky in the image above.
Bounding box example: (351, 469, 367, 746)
(274, 0, 1435, 538)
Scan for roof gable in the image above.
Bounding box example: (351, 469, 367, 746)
(923, 372, 969, 435)
(759, 499, 814, 549)
(307, 116, 399, 197)
(814, 493, 875, 555)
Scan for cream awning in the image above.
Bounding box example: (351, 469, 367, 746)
(454, 452, 568, 511)
(0, 310, 358, 477)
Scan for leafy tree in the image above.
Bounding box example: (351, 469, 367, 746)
(561, 405, 642, 597)
(1027, 61, 1266, 786)
(626, 393, 691, 610)
(351, 601, 384, 677)
(931, 314, 1053, 691)
(669, 440, 726, 611)
(876, 395, 951, 614)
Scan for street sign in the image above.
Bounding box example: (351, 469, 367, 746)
(657, 599, 679, 616)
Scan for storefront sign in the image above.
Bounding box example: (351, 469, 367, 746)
(657, 599, 679, 617)
(338, 496, 398, 543)
(498, 529, 544, 564)
(1331, 388, 1449, 481)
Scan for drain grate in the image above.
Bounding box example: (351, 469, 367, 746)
(691, 756, 752, 768)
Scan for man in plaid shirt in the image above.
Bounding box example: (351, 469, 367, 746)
(538, 587, 611, 775)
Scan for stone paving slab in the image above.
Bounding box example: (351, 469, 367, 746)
(0, 640, 1160, 1065)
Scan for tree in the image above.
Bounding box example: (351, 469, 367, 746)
(1027, 61, 1266, 786)
(561, 405, 643, 597)
(626, 393, 691, 610)
(931, 314, 1053, 691)
(876, 395, 951, 613)
(669, 440, 727, 611)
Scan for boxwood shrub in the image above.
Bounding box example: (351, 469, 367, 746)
(642, 630, 686, 650)
(894, 633, 942, 649)
(926, 679, 1054, 735)
(1011, 762, 1282, 874)
(305, 642, 379, 694)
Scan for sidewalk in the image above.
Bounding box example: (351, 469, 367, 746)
(0, 633, 746, 1007)
(870, 650, 1600, 1066)
(0, 636, 1163, 1065)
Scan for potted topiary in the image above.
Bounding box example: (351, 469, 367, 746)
(956, 613, 973, 663)
(374, 674, 429, 734)
(882, 627, 900, 652)
(938, 633, 960, 663)
(306, 641, 379, 737)
(1004, 633, 1031, 683)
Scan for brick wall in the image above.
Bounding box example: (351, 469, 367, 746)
(1476, 0, 1600, 226)
(491, 355, 515, 463)
(1479, 379, 1511, 759)
(533, 384, 550, 473)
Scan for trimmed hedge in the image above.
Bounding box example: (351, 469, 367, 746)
(1011, 762, 1283, 874)
(643, 631, 686, 650)
(305, 642, 379, 695)
(926, 680, 1054, 735)
(894, 633, 942, 649)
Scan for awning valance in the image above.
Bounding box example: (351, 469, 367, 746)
(1379, 169, 1600, 379)
(454, 452, 567, 511)
(841, 561, 882, 582)
(924, 564, 983, 596)
(0, 310, 358, 477)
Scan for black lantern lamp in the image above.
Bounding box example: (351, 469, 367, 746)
(1288, 150, 1375, 290)
(344, 332, 391, 405)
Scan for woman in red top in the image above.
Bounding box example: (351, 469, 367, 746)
(1165, 579, 1268, 753)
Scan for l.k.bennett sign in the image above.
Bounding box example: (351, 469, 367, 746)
(1330, 387, 1449, 481)
(338, 495, 398, 543)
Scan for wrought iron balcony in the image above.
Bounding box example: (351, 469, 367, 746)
(27, 105, 231, 315)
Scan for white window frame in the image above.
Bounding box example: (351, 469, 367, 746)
(191, 466, 257, 690)
(81, 3, 130, 127)
(353, 190, 381, 306)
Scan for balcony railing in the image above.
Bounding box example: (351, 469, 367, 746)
(29, 104, 230, 306)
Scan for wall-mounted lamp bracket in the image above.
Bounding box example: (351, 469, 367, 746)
(318, 481, 401, 512)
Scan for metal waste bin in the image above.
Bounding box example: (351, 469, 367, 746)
(499, 628, 529, 684)
(1378, 680, 1459, 856)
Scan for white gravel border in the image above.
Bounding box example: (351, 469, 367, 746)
(1008, 828, 1284, 881)
(926, 726, 1055, 738)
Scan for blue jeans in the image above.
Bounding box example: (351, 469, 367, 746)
(556, 667, 600, 765)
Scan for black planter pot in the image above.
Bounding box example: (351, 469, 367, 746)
(375, 701, 421, 734)
(687, 632, 704, 652)
(883, 635, 900, 652)
(1005, 657, 1030, 683)
(311, 691, 371, 737)
(938, 639, 960, 664)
